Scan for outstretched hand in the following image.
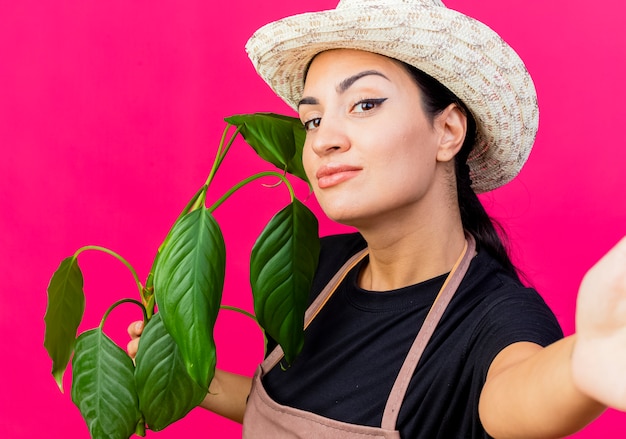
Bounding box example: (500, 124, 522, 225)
(572, 236, 626, 411)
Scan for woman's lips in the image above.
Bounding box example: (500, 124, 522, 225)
(315, 163, 362, 189)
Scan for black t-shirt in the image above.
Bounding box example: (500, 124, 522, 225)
(263, 233, 564, 438)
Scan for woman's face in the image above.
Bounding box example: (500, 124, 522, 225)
(300, 49, 451, 230)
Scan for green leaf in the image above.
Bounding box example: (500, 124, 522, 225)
(250, 199, 320, 364)
(44, 256, 85, 392)
(153, 207, 225, 389)
(135, 313, 207, 431)
(71, 328, 141, 439)
(225, 113, 309, 185)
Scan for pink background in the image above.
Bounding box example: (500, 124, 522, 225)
(1, 0, 625, 437)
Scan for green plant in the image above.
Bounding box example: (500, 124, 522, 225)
(44, 113, 321, 438)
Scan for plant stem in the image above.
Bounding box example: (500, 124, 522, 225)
(207, 124, 231, 186)
(205, 124, 242, 189)
(74, 245, 144, 299)
(187, 184, 209, 217)
(220, 305, 266, 350)
(99, 298, 148, 329)
(219, 305, 257, 322)
(217, 125, 242, 170)
(207, 171, 295, 213)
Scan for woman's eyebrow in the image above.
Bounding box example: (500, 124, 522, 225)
(337, 70, 389, 94)
(298, 96, 319, 108)
(298, 70, 390, 109)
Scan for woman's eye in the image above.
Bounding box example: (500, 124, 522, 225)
(303, 118, 321, 131)
(353, 98, 387, 113)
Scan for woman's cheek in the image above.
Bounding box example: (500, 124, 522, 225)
(302, 144, 317, 186)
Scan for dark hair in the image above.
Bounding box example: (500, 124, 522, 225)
(401, 63, 518, 277)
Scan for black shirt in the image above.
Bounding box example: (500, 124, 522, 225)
(263, 233, 563, 438)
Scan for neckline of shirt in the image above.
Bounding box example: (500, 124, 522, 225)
(341, 258, 449, 313)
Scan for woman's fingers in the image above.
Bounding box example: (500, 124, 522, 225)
(127, 338, 140, 359)
(127, 321, 144, 359)
(572, 236, 626, 410)
(128, 320, 144, 338)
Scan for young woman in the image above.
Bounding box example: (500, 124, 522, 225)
(129, 0, 626, 437)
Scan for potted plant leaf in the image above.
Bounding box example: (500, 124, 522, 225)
(44, 113, 320, 438)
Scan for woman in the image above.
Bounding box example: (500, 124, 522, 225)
(129, 0, 626, 437)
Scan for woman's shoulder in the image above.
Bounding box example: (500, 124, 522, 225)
(456, 248, 564, 349)
(462, 250, 556, 316)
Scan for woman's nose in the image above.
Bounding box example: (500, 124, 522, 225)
(308, 117, 350, 157)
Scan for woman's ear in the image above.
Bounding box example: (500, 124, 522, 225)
(435, 104, 467, 163)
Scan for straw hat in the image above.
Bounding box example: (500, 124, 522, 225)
(245, 0, 539, 193)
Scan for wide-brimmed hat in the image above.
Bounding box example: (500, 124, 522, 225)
(245, 0, 539, 193)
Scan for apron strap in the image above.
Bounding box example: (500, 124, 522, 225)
(381, 234, 476, 429)
(261, 247, 369, 372)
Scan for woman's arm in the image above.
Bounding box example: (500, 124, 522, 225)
(201, 369, 252, 423)
(127, 321, 252, 424)
(479, 338, 605, 439)
(479, 236, 626, 439)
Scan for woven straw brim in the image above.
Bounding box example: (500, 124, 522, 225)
(246, 3, 538, 193)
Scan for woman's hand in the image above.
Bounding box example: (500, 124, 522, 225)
(126, 320, 144, 360)
(125, 318, 252, 422)
(572, 236, 626, 411)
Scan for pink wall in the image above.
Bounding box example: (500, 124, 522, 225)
(1, 0, 624, 437)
